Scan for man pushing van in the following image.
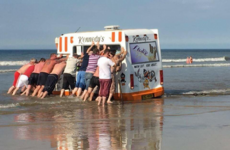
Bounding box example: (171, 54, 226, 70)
(31, 53, 66, 97)
(39, 61, 66, 99)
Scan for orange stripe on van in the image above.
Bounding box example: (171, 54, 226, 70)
(111, 32, 115, 42)
(118, 31, 122, 42)
(70, 37, 74, 43)
(59, 37, 62, 52)
(65, 37, 68, 52)
(113, 87, 164, 101)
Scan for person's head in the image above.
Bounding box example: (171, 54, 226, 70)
(109, 51, 115, 59)
(103, 49, 110, 58)
(39, 58, 46, 63)
(50, 53, 57, 59)
(30, 58, 37, 64)
(92, 47, 99, 55)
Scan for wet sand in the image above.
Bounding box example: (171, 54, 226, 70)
(1, 95, 230, 150)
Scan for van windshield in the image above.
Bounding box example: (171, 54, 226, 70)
(130, 42, 159, 64)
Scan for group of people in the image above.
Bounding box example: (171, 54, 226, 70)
(7, 42, 127, 106)
(186, 56, 193, 64)
(7, 54, 67, 98)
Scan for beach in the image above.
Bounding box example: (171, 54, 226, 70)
(1, 49, 230, 149)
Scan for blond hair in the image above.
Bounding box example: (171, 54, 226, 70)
(30, 58, 37, 63)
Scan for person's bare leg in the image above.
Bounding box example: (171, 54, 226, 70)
(31, 86, 40, 97)
(37, 86, 45, 97)
(89, 86, 98, 101)
(71, 87, 78, 96)
(38, 91, 44, 98)
(41, 91, 48, 99)
(102, 96, 106, 107)
(21, 85, 31, 96)
(77, 88, 82, 97)
(7, 86, 15, 94)
(83, 88, 92, 101)
(80, 90, 87, 100)
(12, 87, 19, 95)
(107, 93, 113, 104)
(60, 89, 65, 97)
(21, 90, 26, 96)
(89, 92, 95, 101)
(97, 96, 102, 105)
(21, 86, 26, 93)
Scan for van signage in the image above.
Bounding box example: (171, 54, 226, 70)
(78, 36, 105, 44)
(133, 35, 150, 42)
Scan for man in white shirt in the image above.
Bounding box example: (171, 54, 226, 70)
(97, 49, 115, 106)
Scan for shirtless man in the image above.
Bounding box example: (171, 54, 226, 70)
(21, 58, 46, 96)
(31, 53, 65, 97)
(7, 59, 35, 94)
(107, 47, 127, 103)
(39, 61, 66, 99)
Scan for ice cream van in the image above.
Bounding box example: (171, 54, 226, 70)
(54, 25, 164, 100)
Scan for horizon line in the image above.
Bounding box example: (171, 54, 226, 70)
(0, 48, 230, 50)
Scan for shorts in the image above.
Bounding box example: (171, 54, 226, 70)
(85, 72, 93, 90)
(37, 72, 49, 86)
(62, 73, 75, 90)
(110, 74, 115, 94)
(75, 71, 86, 89)
(99, 79, 112, 97)
(12, 71, 20, 86)
(89, 76, 100, 93)
(16, 75, 29, 88)
(43, 74, 58, 95)
(28, 73, 39, 85)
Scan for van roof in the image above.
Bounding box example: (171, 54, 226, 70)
(62, 28, 158, 36)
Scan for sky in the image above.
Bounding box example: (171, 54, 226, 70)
(0, 0, 229, 49)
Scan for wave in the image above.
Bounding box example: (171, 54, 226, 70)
(182, 89, 230, 95)
(0, 61, 28, 66)
(163, 63, 230, 68)
(0, 69, 17, 73)
(0, 98, 82, 109)
(163, 57, 229, 63)
(0, 103, 20, 109)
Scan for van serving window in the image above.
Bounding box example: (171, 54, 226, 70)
(129, 42, 159, 64)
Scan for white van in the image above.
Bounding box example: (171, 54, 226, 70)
(55, 25, 164, 100)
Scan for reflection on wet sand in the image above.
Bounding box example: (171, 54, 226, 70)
(13, 98, 164, 150)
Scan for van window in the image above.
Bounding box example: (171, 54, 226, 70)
(129, 42, 159, 64)
(106, 45, 121, 55)
(73, 46, 82, 55)
(73, 44, 121, 55)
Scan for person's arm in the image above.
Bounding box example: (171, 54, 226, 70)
(86, 41, 95, 53)
(96, 41, 100, 50)
(57, 54, 63, 59)
(66, 54, 69, 59)
(99, 44, 106, 55)
(116, 47, 127, 64)
(115, 48, 123, 57)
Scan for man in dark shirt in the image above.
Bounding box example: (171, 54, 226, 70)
(71, 43, 93, 97)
